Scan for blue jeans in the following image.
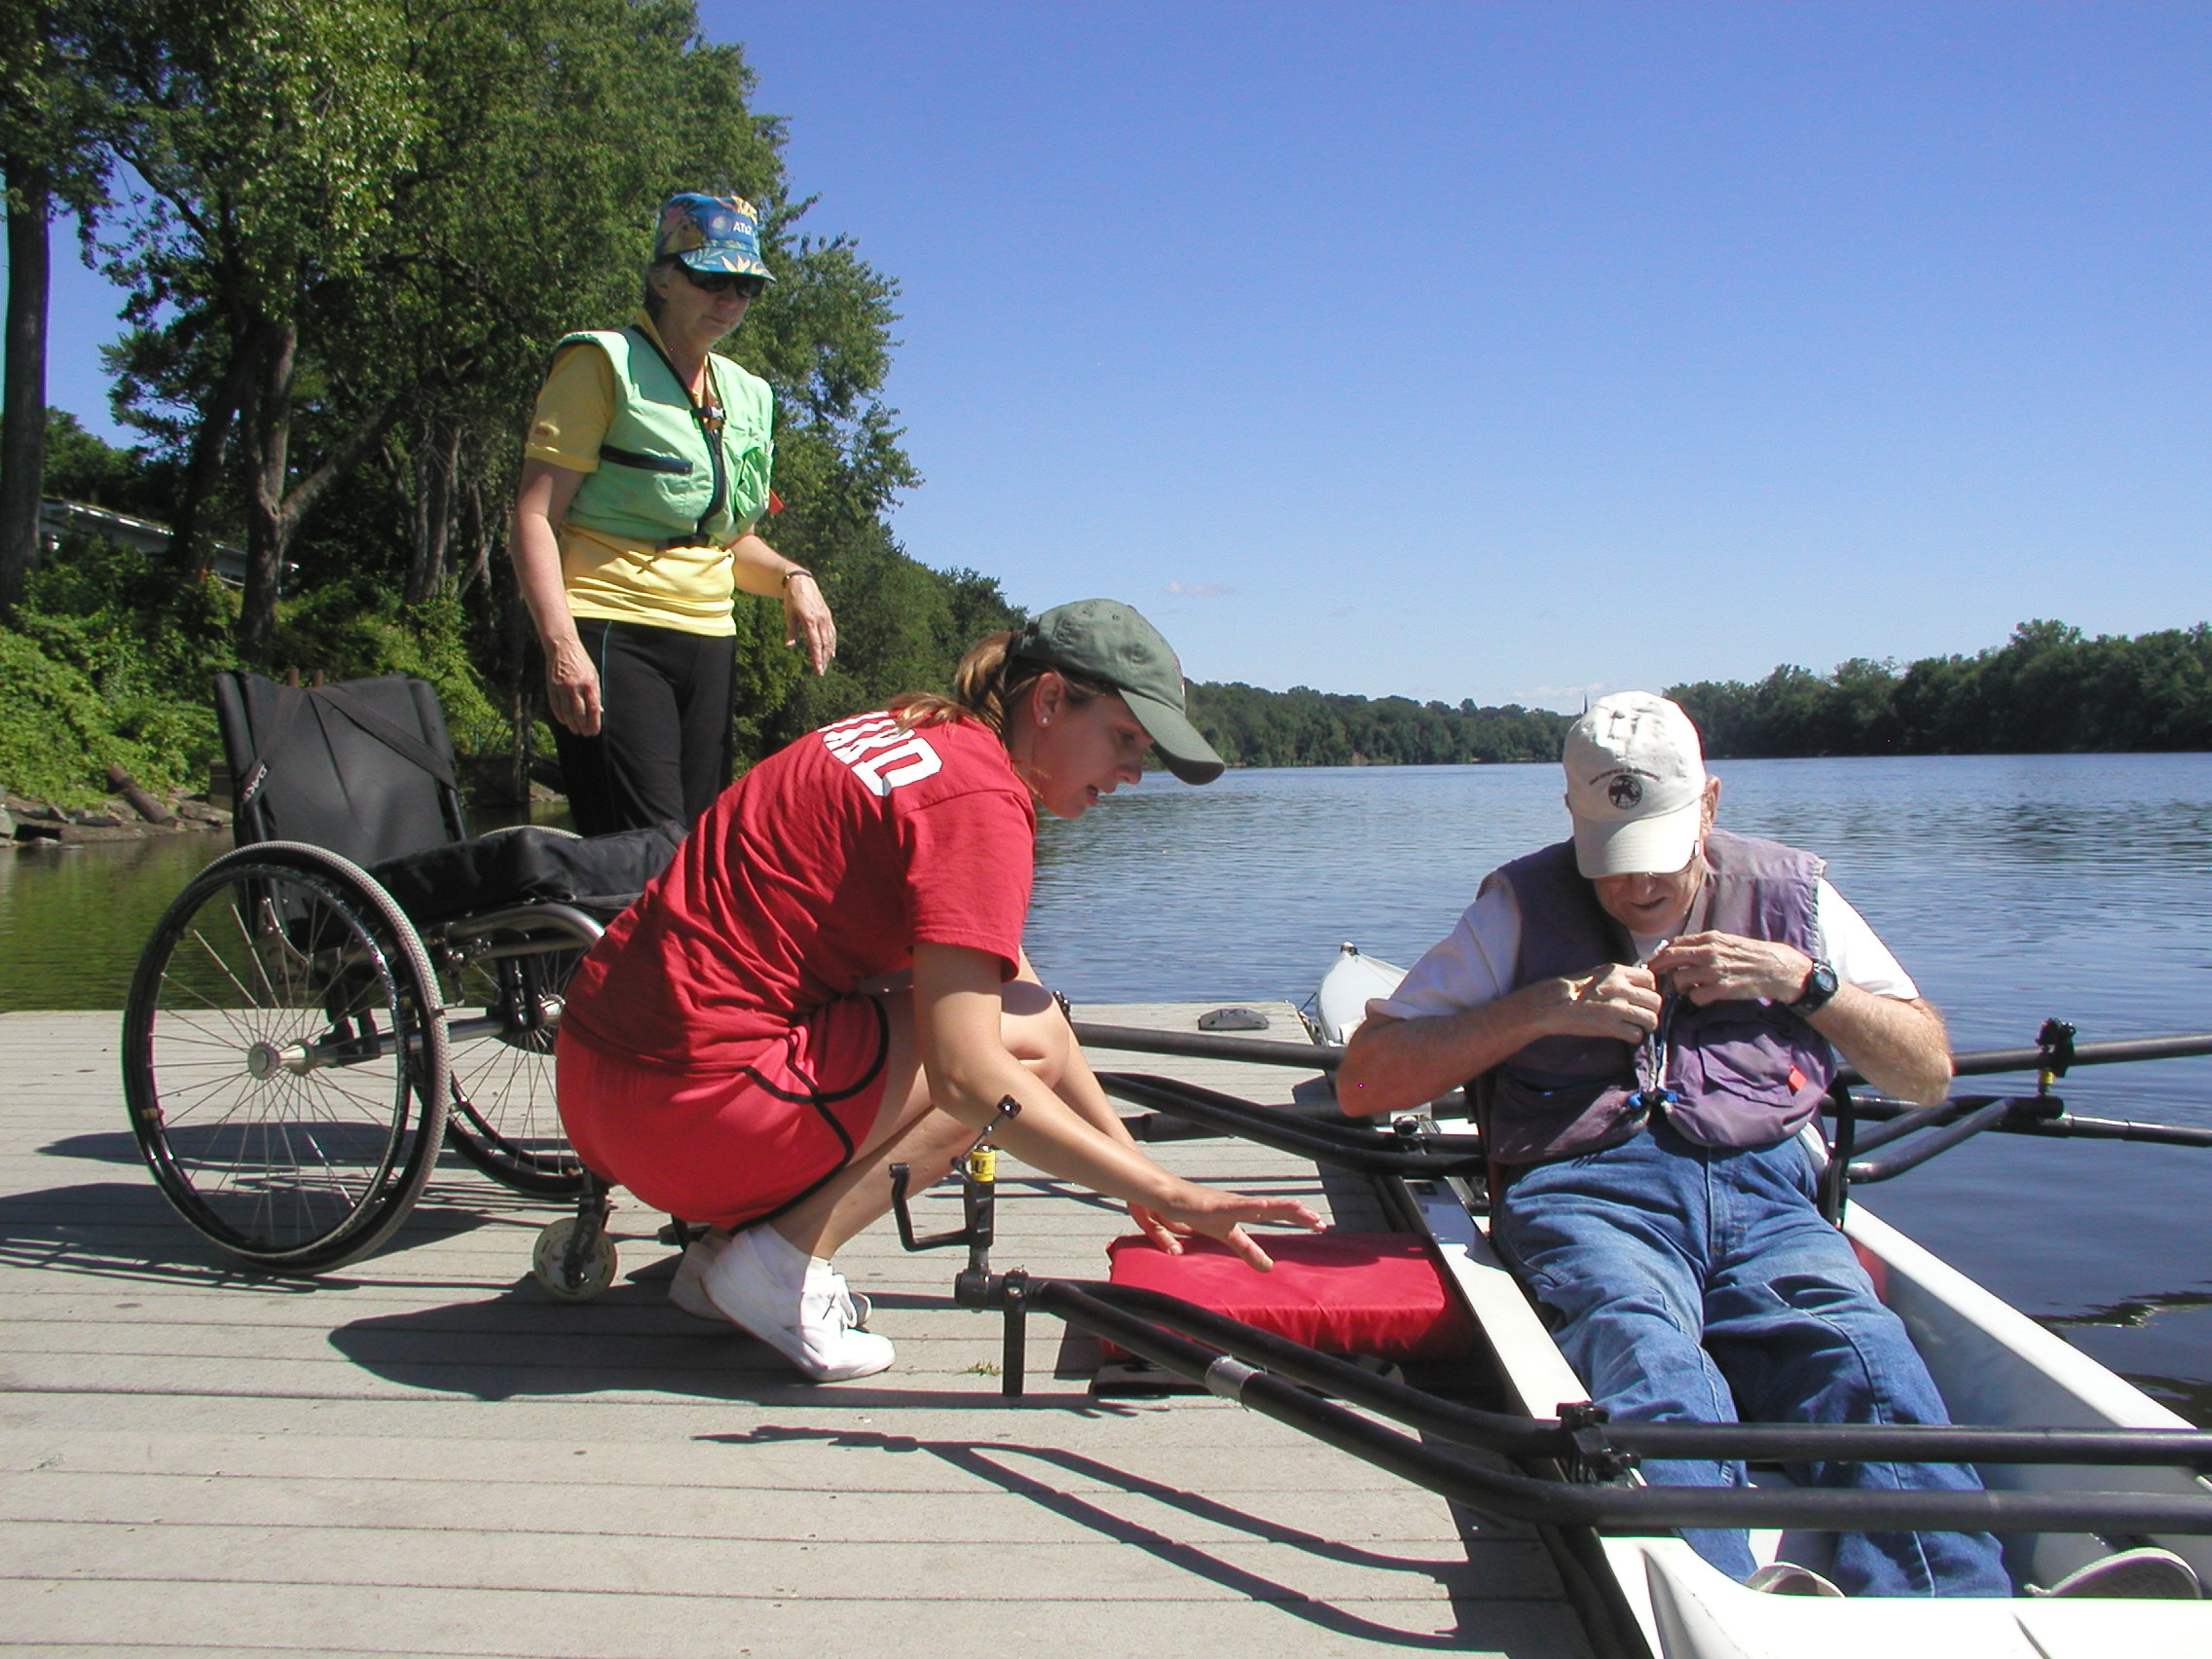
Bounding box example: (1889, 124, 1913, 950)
(1494, 1117, 2011, 1598)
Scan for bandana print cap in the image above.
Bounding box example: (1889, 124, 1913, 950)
(652, 193, 775, 281)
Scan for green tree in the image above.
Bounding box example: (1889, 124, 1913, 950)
(1183, 680, 1568, 768)
(80, 0, 426, 650)
(39, 407, 166, 514)
(85, 0, 785, 657)
(77, 0, 925, 770)
(1671, 620, 2212, 758)
(0, 2, 967, 799)
(0, 1, 117, 620)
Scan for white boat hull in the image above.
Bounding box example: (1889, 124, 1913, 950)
(1312, 941, 1408, 1045)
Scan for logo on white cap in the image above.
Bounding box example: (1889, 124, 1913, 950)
(1564, 692, 1708, 877)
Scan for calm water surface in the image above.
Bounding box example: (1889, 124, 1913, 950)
(6, 754, 2212, 1415)
(1029, 752, 2212, 1419)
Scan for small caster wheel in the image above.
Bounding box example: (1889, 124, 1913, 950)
(534, 1216, 617, 1301)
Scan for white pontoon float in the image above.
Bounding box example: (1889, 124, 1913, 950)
(904, 948, 2212, 1659)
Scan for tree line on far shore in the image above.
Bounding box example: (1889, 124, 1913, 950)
(1183, 616, 2212, 773)
(1667, 620, 2212, 759)
(1186, 681, 1571, 767)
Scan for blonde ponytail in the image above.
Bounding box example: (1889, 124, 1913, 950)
(891, 630, 1113, 736)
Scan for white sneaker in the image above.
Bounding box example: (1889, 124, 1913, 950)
(2031, 1546, 2202, 1600)
(805, 1257, 872, 1328)
(699, 1225, 895, 1383)
(671, 1231, 869, 1327)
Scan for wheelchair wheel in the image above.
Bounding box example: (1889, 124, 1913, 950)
(122, 843, 451, 1272)
(441, 947, 589, 1198)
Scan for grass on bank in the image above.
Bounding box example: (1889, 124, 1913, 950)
(0, 535, 509, 808)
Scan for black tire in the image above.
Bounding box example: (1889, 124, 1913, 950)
(440, 946, 589, 1198)
(122, 843, 451, 1272)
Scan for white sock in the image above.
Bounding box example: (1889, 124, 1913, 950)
(746, 1224, 814, 1286)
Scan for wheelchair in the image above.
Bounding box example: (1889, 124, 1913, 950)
(121, 671, 681, 1289)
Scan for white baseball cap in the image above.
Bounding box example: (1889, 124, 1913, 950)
(1563, 692, 1707, 877)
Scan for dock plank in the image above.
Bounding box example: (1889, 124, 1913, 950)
(0, 1007, 1591, 1657)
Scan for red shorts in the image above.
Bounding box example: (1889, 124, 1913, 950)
(555, 995, 893, 1229)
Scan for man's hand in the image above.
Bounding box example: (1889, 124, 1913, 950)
(1534, 963, 1664, 1043)
(1649, 932, 1812, 1006)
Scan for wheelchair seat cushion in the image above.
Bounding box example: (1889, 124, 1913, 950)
(368, 822, 684, 925)
(1102, 1231, 1474, 1363)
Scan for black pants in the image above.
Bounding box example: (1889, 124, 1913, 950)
(552, 618, 737, 837)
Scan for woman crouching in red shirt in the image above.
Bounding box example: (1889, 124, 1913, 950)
(555, 599, 1321, 1381)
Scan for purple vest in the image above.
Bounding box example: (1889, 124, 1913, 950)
(1477, 828, 1837, 1166)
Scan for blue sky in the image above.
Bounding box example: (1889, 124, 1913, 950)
(26, 1, 2212, 709)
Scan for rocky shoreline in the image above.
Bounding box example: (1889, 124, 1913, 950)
(5, 791, 232, 848)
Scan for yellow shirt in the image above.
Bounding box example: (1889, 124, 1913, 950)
(523, 314, 761, 638)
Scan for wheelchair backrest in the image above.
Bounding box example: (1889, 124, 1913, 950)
(214, 672, 469, 866)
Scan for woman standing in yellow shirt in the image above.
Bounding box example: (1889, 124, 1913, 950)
(510, 193, 836, 835)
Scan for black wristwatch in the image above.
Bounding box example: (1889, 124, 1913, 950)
(1787, 959, 1840, 1018)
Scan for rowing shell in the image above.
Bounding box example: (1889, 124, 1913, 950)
(1310, 941, 1409, 1045)
(1317, 945, 2212, 1659)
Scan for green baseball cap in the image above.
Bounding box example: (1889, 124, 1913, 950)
(1013, 599, 1226, 785)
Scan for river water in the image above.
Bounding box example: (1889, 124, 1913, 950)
(7, 752, 2212, 1416)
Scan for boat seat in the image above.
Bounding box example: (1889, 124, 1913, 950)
(1102, 1231, 1474, 1362)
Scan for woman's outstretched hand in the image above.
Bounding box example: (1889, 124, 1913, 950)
(1127, 1201, 1188, 1254)
(1150, 1188, 1323, 1272)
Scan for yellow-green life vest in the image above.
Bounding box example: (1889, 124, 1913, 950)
(559, 327, 774, 547)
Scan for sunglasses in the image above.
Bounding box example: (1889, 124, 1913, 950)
(679, 266, 767, 300)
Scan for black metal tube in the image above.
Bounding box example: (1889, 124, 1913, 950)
(1829, 1097, 2212, 1150)
(1839, 1098, 1968, 1157)
(1069, 1018, 2212, 1088)
(1124, 1094, 1487, 1155)
(1090, 1280, 1565, 1457)
(1002, 1300, 1026, 1400)
(1038, 1282, 2212, 1532)
(1100, 1073, 1483, 1176)
(1047, 1282, 2212, 1532)
(1837, 1031, 2212, 1088)
(1999, 1113, 2212, 1149)
(1847, 1098, 2016, 1184)
(1075, 1020, 1344, 1070)
(1085, 1281, 2212, 1472)
(1615, 1420, 2212, 1470)
(1124, 1096, 1357, 1142)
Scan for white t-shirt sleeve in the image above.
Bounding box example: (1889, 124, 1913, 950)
(1815, 878, 1919, 1001)
(1367, 877, 1522, 1020)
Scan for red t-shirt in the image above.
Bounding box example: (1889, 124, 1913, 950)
(562, 712, 1038, 1072)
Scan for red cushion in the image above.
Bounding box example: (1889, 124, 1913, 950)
(1102, 1231, 1473, 1363)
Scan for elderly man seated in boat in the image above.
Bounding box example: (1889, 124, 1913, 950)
(1335, 691, 2011, 1599)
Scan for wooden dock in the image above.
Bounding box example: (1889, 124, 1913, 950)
(0, 1004, 1592, 1658)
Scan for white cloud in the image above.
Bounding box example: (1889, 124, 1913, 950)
(1163, 580, 1233, 598)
